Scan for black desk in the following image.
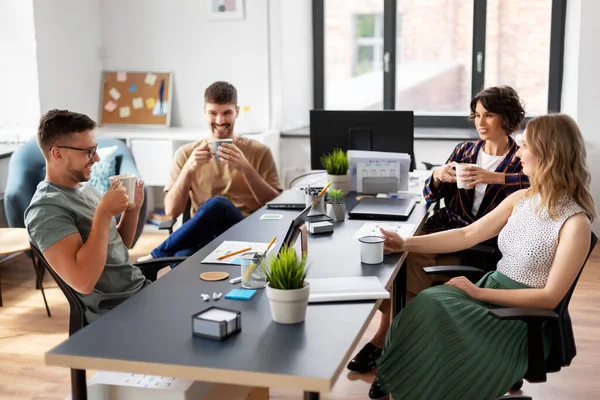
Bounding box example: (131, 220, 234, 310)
(45, 198, 430, 399)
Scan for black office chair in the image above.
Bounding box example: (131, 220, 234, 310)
(425, 231, 597, 399)
(158, 199, 192, 235)
(30, 243, 187, 400)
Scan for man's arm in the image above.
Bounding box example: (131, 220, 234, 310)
(164, 144, 212, 219)
(43, 210, 113, 294)
(164, 169, 193, 219)
(240, 165, 280, 205)
(37, 181, 129, 294)
(116, 180, 145, 248)
(218, 142, 281, 205)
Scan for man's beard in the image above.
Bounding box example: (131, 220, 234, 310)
(67, 162, 91, 183)
(212, 123, 234, 138)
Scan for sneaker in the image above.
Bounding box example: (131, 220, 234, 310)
(369, 376, 390, 399)
(346, 343, 382, 373)
(137, 254, 154, 262)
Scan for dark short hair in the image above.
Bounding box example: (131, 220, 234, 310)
(204, 81, 237, 105)
(37, 109, 97, 152)
(469, 86, 525, 135)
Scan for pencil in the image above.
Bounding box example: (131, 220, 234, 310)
(217, 246, 252, 260)
(265, 236, 276, 253)
(318, 182, 332, 197)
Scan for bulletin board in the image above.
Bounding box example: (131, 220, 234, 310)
(99, 70, 173, 127)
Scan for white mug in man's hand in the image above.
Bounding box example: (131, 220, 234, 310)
(109, 173, 136, 204)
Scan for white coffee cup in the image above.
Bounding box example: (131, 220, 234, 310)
(211, 139, 233, 162)
(109, 173, 136, 204)
(455, 163, 477, 190)
(359, 236, 384, 264)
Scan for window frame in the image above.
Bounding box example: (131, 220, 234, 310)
(313, 0, 568, 131)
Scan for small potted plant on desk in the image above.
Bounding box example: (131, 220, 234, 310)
(263, 245, 310, 324)
(320, 148, 350, 193)
(326, 189, 346, 222)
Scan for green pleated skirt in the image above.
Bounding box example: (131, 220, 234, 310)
(376, 271, 549, 400)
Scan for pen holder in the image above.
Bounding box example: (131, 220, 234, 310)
(306, 193, 326, 216)
(241, 252, 267, 289)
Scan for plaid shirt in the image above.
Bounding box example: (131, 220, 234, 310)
(423, 136, 528, 229)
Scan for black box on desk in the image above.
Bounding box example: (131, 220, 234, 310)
(191, 307, 241, 340)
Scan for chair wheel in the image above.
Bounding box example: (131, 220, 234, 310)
(511, 379, 524, 391)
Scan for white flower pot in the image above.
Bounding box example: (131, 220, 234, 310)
(327, 173, 351, 193)
(266, 282, 310, 324)
(327, 203, 346, 221)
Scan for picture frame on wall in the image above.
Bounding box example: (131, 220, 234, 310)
(207, 0, 245, 21)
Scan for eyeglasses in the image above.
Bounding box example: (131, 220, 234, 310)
(55, 145, 98, 158)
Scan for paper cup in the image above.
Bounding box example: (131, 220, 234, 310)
(109, 173, 136, 204)
(455, 163, 477, 190)
(359, 236, 384, 264)
(211, 139, 233, 162)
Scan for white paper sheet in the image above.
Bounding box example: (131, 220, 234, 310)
(353, 222, 416, 240)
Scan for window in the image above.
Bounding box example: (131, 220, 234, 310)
(354, 14, 383, 76)
(314, 0, 567, 128)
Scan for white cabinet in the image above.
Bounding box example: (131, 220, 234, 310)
(130, 139, 176, 187)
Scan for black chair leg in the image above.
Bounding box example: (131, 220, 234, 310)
(71, 369, 88, 400)
(31, 254, 51, 317)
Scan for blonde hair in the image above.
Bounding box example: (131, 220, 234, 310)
(525, 114, 596, 220)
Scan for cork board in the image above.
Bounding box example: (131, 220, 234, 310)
(99, 71, 173, 127)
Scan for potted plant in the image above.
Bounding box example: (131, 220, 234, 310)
(326, 189, 346, 222)
(262, 245, 310, 324)
(320, 148, 350, 192)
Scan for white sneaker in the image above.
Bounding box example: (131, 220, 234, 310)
(137, 254, 154, 262)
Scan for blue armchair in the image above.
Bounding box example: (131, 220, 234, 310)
(5, 138, 148, 247)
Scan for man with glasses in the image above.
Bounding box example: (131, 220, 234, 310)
(24, 109, 150, 322)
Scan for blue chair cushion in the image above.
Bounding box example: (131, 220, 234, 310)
(88, 145, 118, 194)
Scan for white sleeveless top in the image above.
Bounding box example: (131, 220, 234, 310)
(496, 192, 587, 288)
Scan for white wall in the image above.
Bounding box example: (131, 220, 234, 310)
(0, 0, 40, 129)
(33, 0, 103, 121)
(269, 0, 313, 131)
(99, 0, 271, 130)
(562, 0, 600, 231)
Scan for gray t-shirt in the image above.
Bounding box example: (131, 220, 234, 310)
(25, 180, 149, 322)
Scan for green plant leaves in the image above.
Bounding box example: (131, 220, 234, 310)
(320, 148, 349, 175)
(261, 245, 309, 290)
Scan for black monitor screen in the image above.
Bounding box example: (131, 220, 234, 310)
(309, 110, 415, 171)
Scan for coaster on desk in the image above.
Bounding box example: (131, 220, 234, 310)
(224, 288, 257, 300)
(260, 213, 283, 220)
(200, 271, 229, 281)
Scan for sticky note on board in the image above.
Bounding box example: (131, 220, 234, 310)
(144, 73, 157, 86)
(132, 97, 144, 110)
(104, 100, 117, 112)
(145, 98, 156, 110)
(119, 106, 131, 118)
(116, 71, 127, 82)
(109, 88, 121, 101)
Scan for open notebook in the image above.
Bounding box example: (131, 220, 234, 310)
(306, 276, 390, 303)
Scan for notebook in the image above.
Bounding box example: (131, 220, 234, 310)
(306, 277, 390, 303)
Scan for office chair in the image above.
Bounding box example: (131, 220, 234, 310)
(158, 199, 192, 235)
(425, 231, 597, 399)
(30, 243, 187, 399)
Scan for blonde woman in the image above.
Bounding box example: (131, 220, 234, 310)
(368, 114, 596, 400)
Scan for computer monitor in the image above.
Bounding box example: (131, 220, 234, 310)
(309, 110, 415, 171)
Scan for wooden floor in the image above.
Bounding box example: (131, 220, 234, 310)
(1, 231, 599, 400)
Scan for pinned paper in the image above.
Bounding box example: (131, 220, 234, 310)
(132, 97, 144, 110)
(144, 73, 157, 86)
(108, 88, 121, 101)
(104, 100, 117, 112)
(128, 82, 138, 92)
(119, 106, 131, 118)
(145, 97, 156, 110)
(116, 71, 127, 82)
(153, 101, 168, 116)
